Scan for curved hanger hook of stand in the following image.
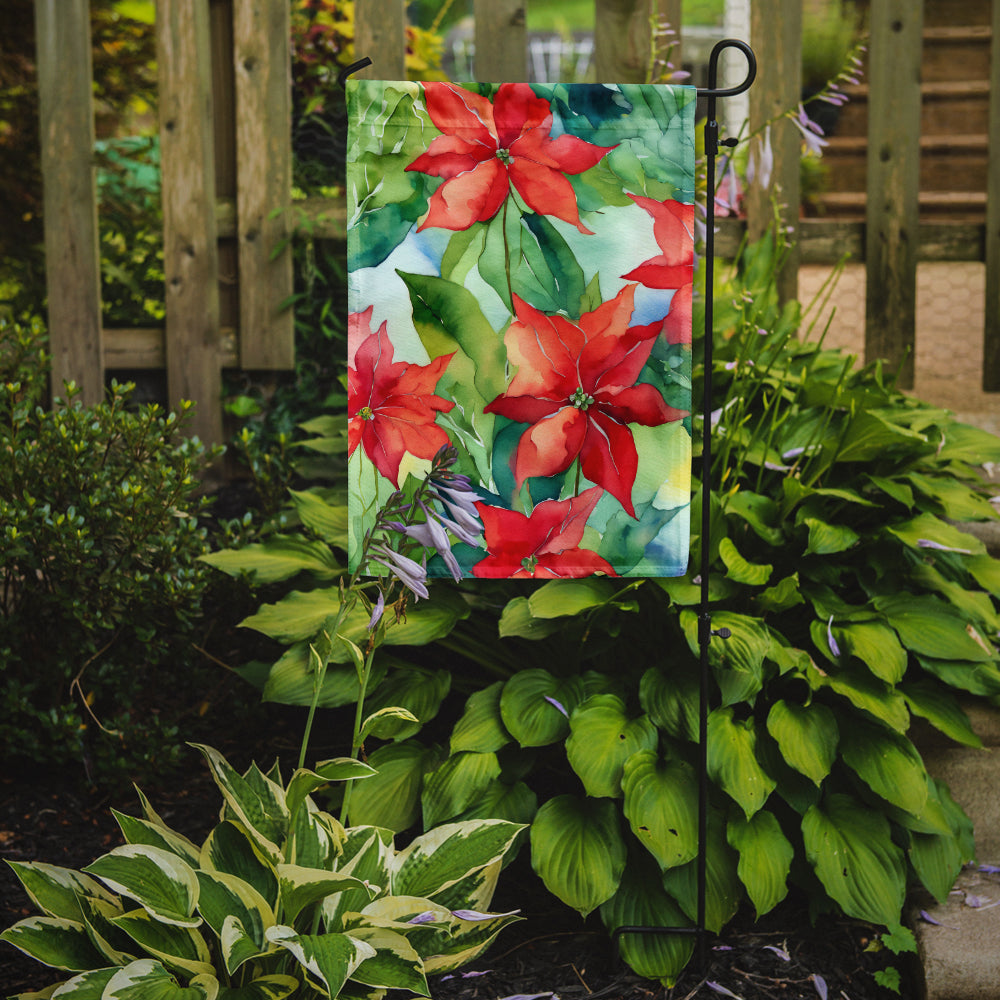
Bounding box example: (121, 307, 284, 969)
(337, 57, 373, 90)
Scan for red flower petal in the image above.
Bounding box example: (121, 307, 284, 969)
(628, 194, 695, 267)
(419, 158, 509, 231)
(596, 382, 687, 427)
(621, 258, 693, 289)
(512, 405, 588, 485)
(663, 283, 692, 345)
(579, 410, 641, 516)
(493, 83, 551, 148)
(423, 83, 497, 145)
(508, 158, 595, 234)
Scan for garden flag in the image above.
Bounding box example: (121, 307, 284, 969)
(347, 80, 696, 578)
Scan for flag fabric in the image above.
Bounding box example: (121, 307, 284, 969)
(347, 80, 696, 579)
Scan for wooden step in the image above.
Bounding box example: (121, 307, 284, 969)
(922, 25, 993, 83)
(813, 190, 987, 222)
(832, 80, 991, 137)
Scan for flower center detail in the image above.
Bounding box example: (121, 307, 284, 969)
(496, 148, 512, 165)
(570, 387, 595, 411)
(521, 554, 539, 574)
(359, 405, 374, 420)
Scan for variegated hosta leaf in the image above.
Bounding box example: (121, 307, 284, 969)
(765, 700, 838, 786)
(425, 859, 501, 915)
(499, 670, 585, 747)
(110, 908, 215, 979)
(599, 854, 694, 987)
(802, 793, 906, 927)
(101, 958, 218, 999)
(421, 751, 502, 828)
(450, 681, 511, 754)
(287, 803, 342, 871)
(323, 829, 393, 931)
(0, 916, 107, 971)
(214, 973, 300, 999)
(112, 810, 202, 868)
(529, 795, 626, 917)
(200, 822, 278, 911)
(420, 907, 522, 975)
(77, 894, 136, 966)
(621, 751, 699, 871)
(195, 871, 274, 974)
(191, 745, 288, 863)
(391, 820, 524, 900)
(4, 861, 118, 922)
(276, 864, 375, 925)
(726, 810, 793, 917)
(46, 966, 118, 997)
(83, 846, 200, 928)
(706, 707, 776, 818)
(265, 926, 375, 998)
(566, 695, 658, 798)
(285, 760, 375, 825)
(345, 926, 429, 995)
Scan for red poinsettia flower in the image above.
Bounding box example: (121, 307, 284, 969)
(622, 194, 695, 289)
(348, 307, 455, 487)
(406, 82, 615, 234)
(483, 285, 686, 517)
(472, 487, 617, 578)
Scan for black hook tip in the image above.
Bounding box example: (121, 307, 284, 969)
(337, 56, 373, 90)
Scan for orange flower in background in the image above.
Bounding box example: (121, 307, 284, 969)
(622, 194, 695, 290)
(473, 487, 617, 579)
(348, 307, 455, 487)
(484, 286, 686, 517)
(406, 82, 616, 234)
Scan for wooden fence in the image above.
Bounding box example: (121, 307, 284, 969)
(33, 0, 1000, 445)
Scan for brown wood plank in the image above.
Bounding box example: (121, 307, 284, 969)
(103, 328, 238, 369)
(474, 0, 526, 80)
(34, 0, 103, 404)
(864, 0, 923, 388)
(984, 0, 1000, 390)
(594, 0, 651, 83)
(354, 0, 406, 80)
(233, 0, 294, 369)
(157, 0, 223, 444)
(747, 0, 802, 303)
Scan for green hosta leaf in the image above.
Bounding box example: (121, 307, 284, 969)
(452, 779, 538, 827)
(765, 700, 838, 786)
(346, 926, 428, 994)
(421, 751, 502, 828)
(195, 871, 273, 974)
(680, 610, 770, 706)
(84, 846, 200, 928)
(803, 517, 859, 556)
(288, 488, 349, 547)
(834, 621, 907, 684)
(216, 976, 299, 1000)
(360, 706, 421, 742)
(259, 643, 389, 709)
(802, 793, 906, 926)
(909, 804, 967, 906)
(363, 667, 451, 740)
(265, 926, 375, 998)
(498, 596, 564, 639)
(499, 670, 585, 747)
(911, 562, 1000, 633)
(810, 662, 910, 732)
(112, 812, 201, 868)
(199, 822, 278, 910)
(200, 535, 341, 584)
(0, 916, 107, 971)
(727, 811, 793, 918)
(347, 740, 442, 832)
(718, 537, 772, 585)
(526, 578, 618, 618)
(621, 751, 698, 871)
(839, 718, 929, 817)
(724, 490, 784, 545)
(102, 959, 218, 1000)
(661, 811, 741, 933)
(599, 854, 694, 987)
(875, 594, 995, 662)
(916, 655, 1000, 697)
(111, 908, 214, 978)
(966, 553, 1000, 597)
(835, 409, 927, 463)
(639, 664, 699, 742)
(756, 573, 804, 614)
(393, 820, 524, 900)
(707, 708, 776, 819)
(37, 966, 117, 998)
(530, 795, 626, 917)
(450, 682, 511, 754)
(886, 512, 985, 556)
(277, 865, 374, 925)
(4, 862, 118, 923)
(901, 680, 982, 748)
(191, 746, 287, 863)
(906, 472, 998, 521)
(566, 695, 658, 798)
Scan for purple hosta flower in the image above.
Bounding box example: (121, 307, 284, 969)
(370, 544, 429, 600)
(407, 911, 438, 925)
(919, 909, 958, 929)
(497, 994, 557, 1000)
(747, 125, 774, 191)
(430, 478, 482, 543)
(399, 501, 464, 581)
(763, 944, 790, 962)
(367, 590, 385, 630)
(544, 695, 569, 718)
(791, 104, 828, 156)
(827, 615, 841, 658)
(917, 538, 973, 555)
(979, 864, 1000, 874)
(441, 970, 493, 982)
(812, 974, 828, 1000)
(451, 908, 521, 921)
(707, 982, 742, 999)
(715, 156, 742, 215)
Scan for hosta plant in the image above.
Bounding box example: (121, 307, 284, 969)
(1, 744, 523, 999)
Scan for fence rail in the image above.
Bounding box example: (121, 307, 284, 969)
(32, 0, 1000, 445)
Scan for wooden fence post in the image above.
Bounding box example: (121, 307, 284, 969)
(475, 0, 527, 81)
(864, 0, 923, 389)
(157, 0, 223, 445)
(983, 0, 1000, 390)
(747, 0, 801, 305)
(594, 0, 652, 83)
(354, 0, 406, 79)
(34, 0, 104, 405)
(233, 0, 294, 370)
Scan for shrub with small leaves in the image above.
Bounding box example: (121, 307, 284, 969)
(0, 317, 220, 783)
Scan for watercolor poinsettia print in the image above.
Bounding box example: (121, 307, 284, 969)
(347, 307, 455, 488)
(484, 286, 687, 517)
(348, 79, 697, 577)
(406, 82, 615, 234)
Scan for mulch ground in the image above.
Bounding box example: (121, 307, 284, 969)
(1, 745, 913, 1000)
